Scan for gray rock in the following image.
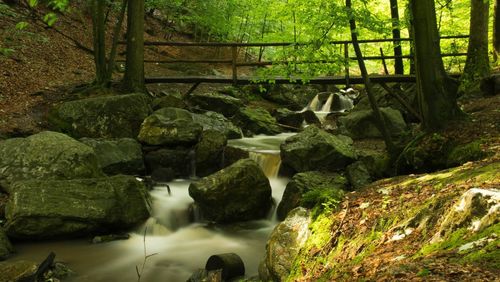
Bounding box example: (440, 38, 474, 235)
(274, 108, 304, 129)
(234, 107, 282, 136)
(338, 107, 407, 139)
(49, 93, 151, 138)
(277, 171, 347, 220)
(0, 228, 14, 260)
(195, 130, 227, 177)
(188, 92, 244, 117)
(259, 208, 311, 281)
(346, 161, 372, 190)
(280, 126, 357, 173)
(192, 111, 242, 139)
(80, 138, 145, 175)
(301, 110, 321, 126)
(138, 107, 202, 146)
(152, 95, 187, 110)
(145, 147, 194, 179)
(5, 175, 150, 239)
(0, 131, 103, 192)
(189, 159, 272, 223)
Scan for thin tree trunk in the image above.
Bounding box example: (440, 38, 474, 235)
(91, 0, 106, 85)
(346, 0, 396, 154)
(411, 0, 463, 130)
(105, 0, 128, 83)
(390, 0, 404, 74)
(460, 0, 490, 96)
(123, 0, 145, 93)
(494, 0, 499, 62)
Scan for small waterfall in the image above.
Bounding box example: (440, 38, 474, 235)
(321, 94, 334, 112)
(249, 151, 282, 178)
(304, 94, 320, 111)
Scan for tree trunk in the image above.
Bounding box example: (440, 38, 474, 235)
(346, 0, 396, 154)
(494, 0, 499, 61)
(105, 0, 127, 82)
(91, 0, 106, 86)
(123, 0, 145, 93)
(390, 0, 404, 74)
(460, 0, 490, 96)
(411, 0, 463, 130)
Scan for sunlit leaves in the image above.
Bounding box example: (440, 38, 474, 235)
(43, 12, 58, 27)
(15, 21, 29, 30)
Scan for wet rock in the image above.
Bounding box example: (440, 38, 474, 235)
(277, 171, 347, 220)
(189, 159, 272, 223)
(301, 110, 321, 126)
(0, 228, 14, 260)
(152, 94, 187, 110)
(346, 161, 372, 190)
(0, 260, 38, 282)
(80, 138, 145, 175)
(192, 111, 242, 139)
(234, 107, 282, 136)
(259, 208, 311, 281)
(195, 130, 227, 177)
(138, 107, 202, 146)
(150, 167, 176, 182)
(223, 146, 250, 168)
(338, 107, 407, 139)
(205, 253, 245, 280)
(145, 147, 193, 179)
(0, 131, 103, 192)
(187, 268, 222, 282)
(280, 126, 357, 173)
(274, 108, 304, 129)
(188, 92, 244, 117)
(5, 175, 150, 239)
(49, 93, 151, 138)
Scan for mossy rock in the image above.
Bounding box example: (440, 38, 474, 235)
(188, 92, 244, 117)
(49, 93, 152, 138)
(195, 130, 227, 177)
(192, 111, 242, 139)
(0, 131, 103, 192)
(446, 140, 485, 167)
(234, 107, 282, 136)
(274, 108, 304, 129)
(338, 107, 407, 139)
(0, 228, 14, 260)
(152, 95, 187, 110)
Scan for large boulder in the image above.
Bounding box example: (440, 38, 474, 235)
(144, 147, 193, 180)
(195, 130, 227, 177)
(188, 92, 244, 117)
(138, 107, 202, 146)
(346, 161, 372, 190)
(274, 108, 304, 129)
(0, 131, 103, 192)
(280, 126, 357, 173)
(5, 175, 150, 239)
(259, 208, 311, 281)
(152, 94, 187, 110)
(192, 111, 242, 139)
(0, 228, 14, 260)
(49, 93, 151, 138)
(188, 159, 272, 223)
(277, 171, 347, 220)
(235, 107, 282, 136)
(338, 107, 407, 139)
(80, 138, 145, 175)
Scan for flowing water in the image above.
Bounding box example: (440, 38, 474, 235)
(12, 138, 291, 282)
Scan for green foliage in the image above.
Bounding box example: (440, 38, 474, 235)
(15, 22, 29, 30)
(43, 12, 58, 27)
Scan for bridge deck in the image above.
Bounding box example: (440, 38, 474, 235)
(145, 74, 416, 85)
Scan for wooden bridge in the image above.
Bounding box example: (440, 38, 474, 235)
(124, 35, 469, 87)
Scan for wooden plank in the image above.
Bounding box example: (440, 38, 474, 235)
(145, 74, 417, 85)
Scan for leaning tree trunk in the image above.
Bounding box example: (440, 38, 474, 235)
(460, 0, 490, 96)
(494, 0, 499, 62)
(123, 0, 145, 93)
(346, 0, 396, 154)
(390, 0, 404, 75)
(411, 0, 463, 130)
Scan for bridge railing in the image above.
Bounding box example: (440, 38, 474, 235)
(118, 35, 469, 85)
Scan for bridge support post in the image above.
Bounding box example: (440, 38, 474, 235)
(231, 46, 238, 85)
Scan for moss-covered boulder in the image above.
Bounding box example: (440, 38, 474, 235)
(0, 131, 103, 192)
(397, 134, 486, 174)
(338, 107, 407, 139)
(346, 161, 372, 190)
(259, 208, 311, 281)
(195, 130, 227, 177)
(49, 93, 151, 138)
(274, 108, 304, 130)
(188, 159, 272, 223)
(280, 126, 357, 173)
(138, 107, 202, 146)
(235, 107, 282, 136)
(152, 94, 187, 110)
(80, 138, 145, 175)
(277, 171, 347, 220)
(0, 228, 14, 260)
(192, 111, 242, 139)
(0, 260, 38, 282)
(188, 92, 244, 117)
(5, 175, 150, 239)
(144, 147, 193, 179)
(301, 110, 321, 126)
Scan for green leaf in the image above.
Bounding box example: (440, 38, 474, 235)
(15, 21, 29, 30)
(28, 0, 38, 8)
(0, 48, 15, 57)
(43, 12, 58, 27)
